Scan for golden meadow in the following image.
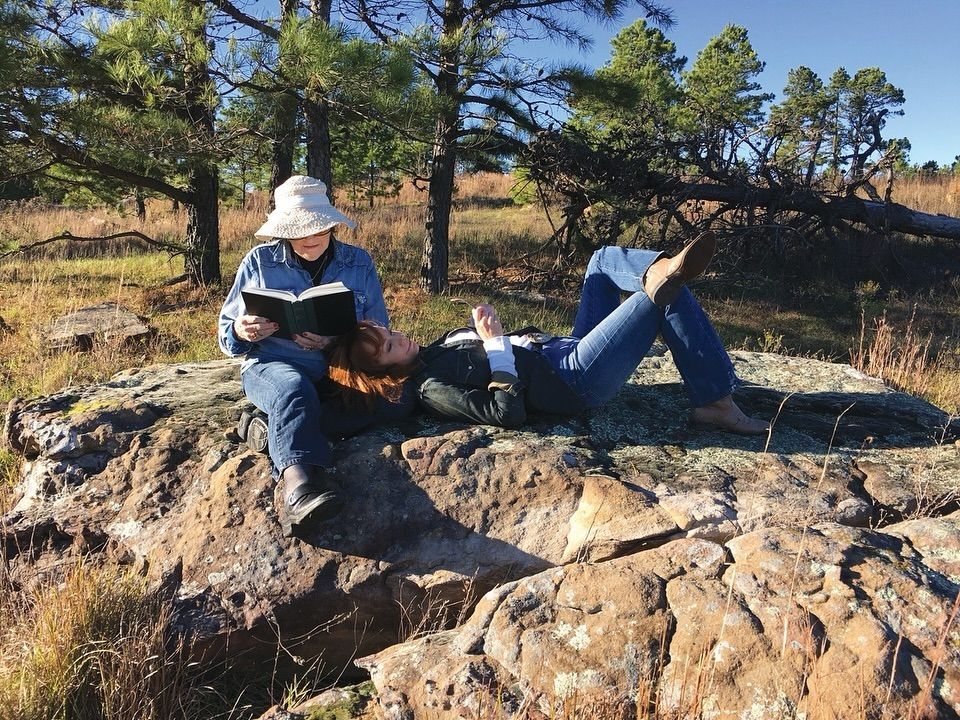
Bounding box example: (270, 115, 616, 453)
(1, 172, 957, 414)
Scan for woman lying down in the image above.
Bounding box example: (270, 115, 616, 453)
(329, 235, 769, 436)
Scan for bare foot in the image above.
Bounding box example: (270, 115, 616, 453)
(689, 395, 769, 436)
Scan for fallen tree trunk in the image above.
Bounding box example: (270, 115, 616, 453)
(526, 131, 960, 245)
(675, 181, 960, 241)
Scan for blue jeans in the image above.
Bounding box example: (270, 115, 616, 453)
(541, 246, 738, 409)
(242, 359, 414, 475)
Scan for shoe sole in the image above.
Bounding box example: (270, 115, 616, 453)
(246, 417, 269, 454)
(647, 231, 717, 307)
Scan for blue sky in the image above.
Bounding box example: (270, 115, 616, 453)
(567, 0, 959, 166)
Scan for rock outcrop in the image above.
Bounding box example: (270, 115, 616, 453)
(360, 518, 960, 718)
(2, 349, 958, 715)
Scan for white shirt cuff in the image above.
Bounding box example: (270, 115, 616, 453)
(482, 336, 518, 376)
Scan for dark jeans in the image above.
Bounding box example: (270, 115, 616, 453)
(241, 359, 414, 475)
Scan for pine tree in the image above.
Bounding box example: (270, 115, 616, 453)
(91, 0, 221, 281)
(679, 24, 773, 177)
(568, 18, 685, 146)
(0, 0, 45, 200)
(347, 0, 674, 292)
(768, 66, 831, 186)
(842, 68, 905, 188)
(4, 0, 223, 282)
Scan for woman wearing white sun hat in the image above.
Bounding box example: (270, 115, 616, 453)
(218, 175, 410, 536)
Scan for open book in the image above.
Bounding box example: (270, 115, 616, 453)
(241, 282, 357, 340)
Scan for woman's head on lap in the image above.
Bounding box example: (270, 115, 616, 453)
(328, 321, 421, 406)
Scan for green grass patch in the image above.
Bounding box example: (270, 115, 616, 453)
(304, 681, 376, 719)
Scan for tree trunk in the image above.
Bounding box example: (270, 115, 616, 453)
(672, 180, 960, 241)
(134, 189, 146, 221)
(367, 163, 375, 208)
(270, 91, 298, 201)
(420, 0, 463, 294)
(305, 96, 333, 190)
(184, 167, 220, 284)
(269, 0, 299, 201)
(305, 0, 333, 191)
(240, 161, 247, 209)
(421, 112, 458, 293)
(182, 19, 220, 285)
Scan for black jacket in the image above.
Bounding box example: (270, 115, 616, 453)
(414, 328, 586, 427)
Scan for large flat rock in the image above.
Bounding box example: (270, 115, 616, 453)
(2, 350, 958, 696)
(361, 518, 960, 718)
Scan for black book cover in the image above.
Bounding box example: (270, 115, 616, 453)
(241, 283, 357, 340)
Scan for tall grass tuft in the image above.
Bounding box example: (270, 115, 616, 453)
(0, 449, 19, 516)
(850, 309, 945, 403)
(0, 563, 200, 720)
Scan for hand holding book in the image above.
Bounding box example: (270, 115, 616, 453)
(234, 314, 279, 342)
(292, 331, 335, 351)
(234, 314, 335, 350)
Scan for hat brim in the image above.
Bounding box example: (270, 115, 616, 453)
(254, 206, 357, 239)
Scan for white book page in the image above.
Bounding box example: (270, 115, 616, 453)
(298, 282, 350, 300)
(243, 287, 298, 302)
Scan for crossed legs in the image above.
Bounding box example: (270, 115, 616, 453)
(550, 242, 768, 434)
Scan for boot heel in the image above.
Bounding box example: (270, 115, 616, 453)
(237, 409, 254, 441)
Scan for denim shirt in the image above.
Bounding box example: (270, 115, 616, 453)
(218, 238, 389, 378)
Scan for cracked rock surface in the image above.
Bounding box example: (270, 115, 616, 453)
(2, 352, 958, 714)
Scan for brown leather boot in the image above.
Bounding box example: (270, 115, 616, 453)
(643, 231, 717, 307)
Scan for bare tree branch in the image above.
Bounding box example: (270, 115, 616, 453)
(0, 230, 190, 260)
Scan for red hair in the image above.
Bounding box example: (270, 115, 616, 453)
(327, 320, 420, 411)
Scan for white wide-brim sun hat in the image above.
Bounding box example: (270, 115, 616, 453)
(254, 175, 357, 239)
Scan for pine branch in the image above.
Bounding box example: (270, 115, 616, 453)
(207, 0, 279, 39)
(12, 119, 194, 204)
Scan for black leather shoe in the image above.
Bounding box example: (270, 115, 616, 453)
(280, 465, 344, 537)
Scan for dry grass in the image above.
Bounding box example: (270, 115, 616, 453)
(0, 255, 222, 401)
(850, 309, 941, 401)
(1, 174, 958, 413)
(891, 175, 960, 216)
(0, 449, 19, 516)
(1, 172, 957, 402)
(396, 575, 479, 645)
(0, 173, 554, 407)
(0, 563, 202, 720)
